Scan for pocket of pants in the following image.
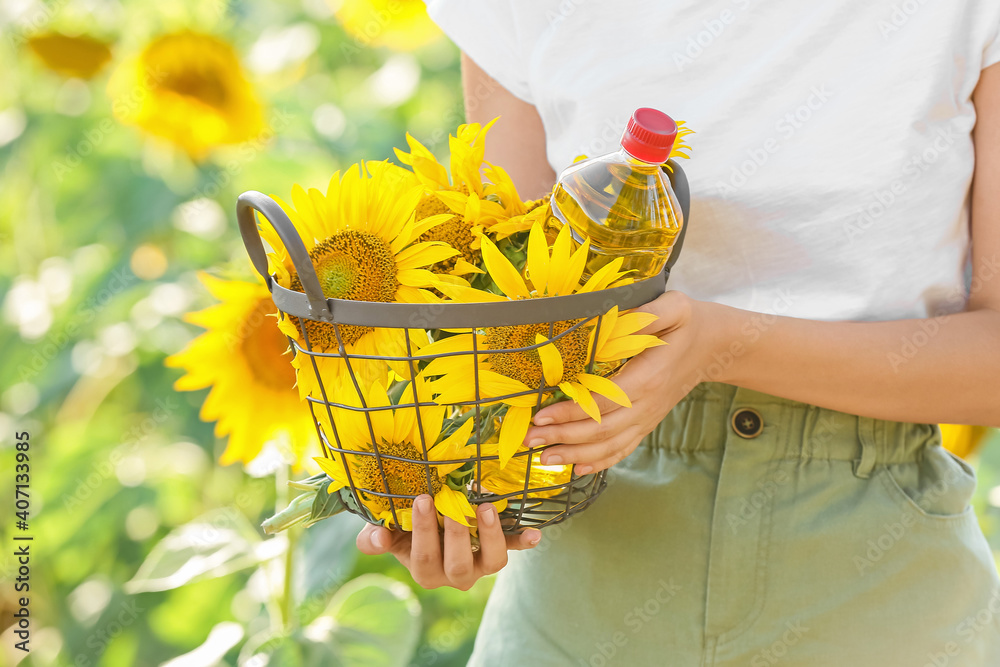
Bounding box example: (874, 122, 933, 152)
(878, 445, 976, 523)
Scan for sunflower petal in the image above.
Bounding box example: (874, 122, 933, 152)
(394, 508, 414, 531)
(395, 285, 429, 303)
(596, 334, 667, 362)
(452, 258, 485, 275)
(559, 381, 602, 423)
(395, 242, 459, 270)
(429, 419, 476, 473)
(314, 456, 349, 492)
(276, 314, 301, 342)
(498, 406, 532, 469)
(555, 238, 590, 296)
(480, 236, 529, 299)
(392, 404, 416, 447)
(436, 283, 507, 303)
(594, 306, 619, 354)
(423, 367, 476, 397)
(410, 155, 451, 189)
(578, 373, 632, 408)
(578, 257, 628, 293)
(397, 268, 439, 288)
(419, 334, 477, 376)
(432, 274, 472, 289)
(526, 222, 550, 293)
(410, 213, 456, 241)
(433, 367, 533, 405)
(363, 381, 394, 443)
(534, 333, 564, 386)
(611, 310, 661, 337)
(483, 162, 520, 206)
(435, 486, 476, 527)
(476, 371, 535, 405)
(550, 224, 573, 282)
(489, 218, 534, 240)
(431, 417, 475, 456)
(434, 189, 469, 214)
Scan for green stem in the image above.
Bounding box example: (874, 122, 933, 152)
(281, 524, 298, 632)
(276, 464, 297, 633)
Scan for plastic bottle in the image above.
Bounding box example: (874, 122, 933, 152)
(550, 107, 684, 280)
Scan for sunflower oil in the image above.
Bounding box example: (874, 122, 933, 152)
(550, 108, 683, 280)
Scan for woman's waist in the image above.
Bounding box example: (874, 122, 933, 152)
(644, 382, 939, 465)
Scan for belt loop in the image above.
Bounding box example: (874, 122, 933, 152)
(855, 416, 878, 479)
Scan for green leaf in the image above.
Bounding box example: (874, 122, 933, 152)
(159, 621, 245, 667)
(243, 575, 421, 667)
(296, 512, 363, 625)
(125, 508, 282, 594)
(289, 473, 332, 491)
(446, 464, 475, 491)
(263, 474, 352, 535)
(387, 379, 410, 405)
(337, 487, 376, 522)
(309, 574, 422, 667)
(307, 478, 350, 525)
(239, 630, 310, 667)
(438, 405, 475, 440)
(454, 402, 506, 444)
(497, 235, 529, 272)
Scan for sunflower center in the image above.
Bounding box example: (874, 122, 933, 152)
(485, 318, 591, 388)
(312, 231, 398, 301)
(415, 188, 476, 272)
(523, 196, 548, 215)
(355, 440, 443, 512)
(289, 230, 398, 348)
(159, 68, 229, 109)
(240, 299, 296, 388)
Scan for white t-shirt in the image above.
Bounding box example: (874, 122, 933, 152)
(426, 0, 1000, 321)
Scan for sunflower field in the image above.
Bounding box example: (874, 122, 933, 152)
(2, 1, 1000, 666)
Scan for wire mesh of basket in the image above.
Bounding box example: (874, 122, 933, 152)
(237, 161, 690, 534)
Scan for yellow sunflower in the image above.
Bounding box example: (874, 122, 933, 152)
(313, 378, 477, 530)
(395, 121, 511, 277)
(491, 120, 695, 239)
(332, 0, 441, 51)
(421, 222, 666, 467)
(166, 274, 317, 469)
(263, 161, 458, 399)
(940, 424, 990, 460)
(108, 30, 264, 160)
(26, 32, 112, 79)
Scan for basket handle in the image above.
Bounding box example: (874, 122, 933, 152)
(237, 161, 690, 315)
(236, 190, 331, 320)
(663, 158, 691, 275)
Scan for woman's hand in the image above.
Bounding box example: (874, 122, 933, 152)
(356, 494, 542, 590)
(531, 291, 725, 474)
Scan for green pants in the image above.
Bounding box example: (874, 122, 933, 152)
(469, 383, 1000, 666)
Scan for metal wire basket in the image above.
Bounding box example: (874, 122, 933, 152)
(236, 161, 690, 534)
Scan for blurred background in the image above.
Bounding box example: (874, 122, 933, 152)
(0, 1, 997, 665)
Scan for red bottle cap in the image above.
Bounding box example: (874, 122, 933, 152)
(620, 108, 678, 164)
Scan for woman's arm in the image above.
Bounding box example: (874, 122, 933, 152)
(713, 62, 1000, 423)
(531, 62, 1000, 473)
(462, 53, 555, 199)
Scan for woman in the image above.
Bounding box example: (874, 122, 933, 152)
(359, 1, 1000, 664)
